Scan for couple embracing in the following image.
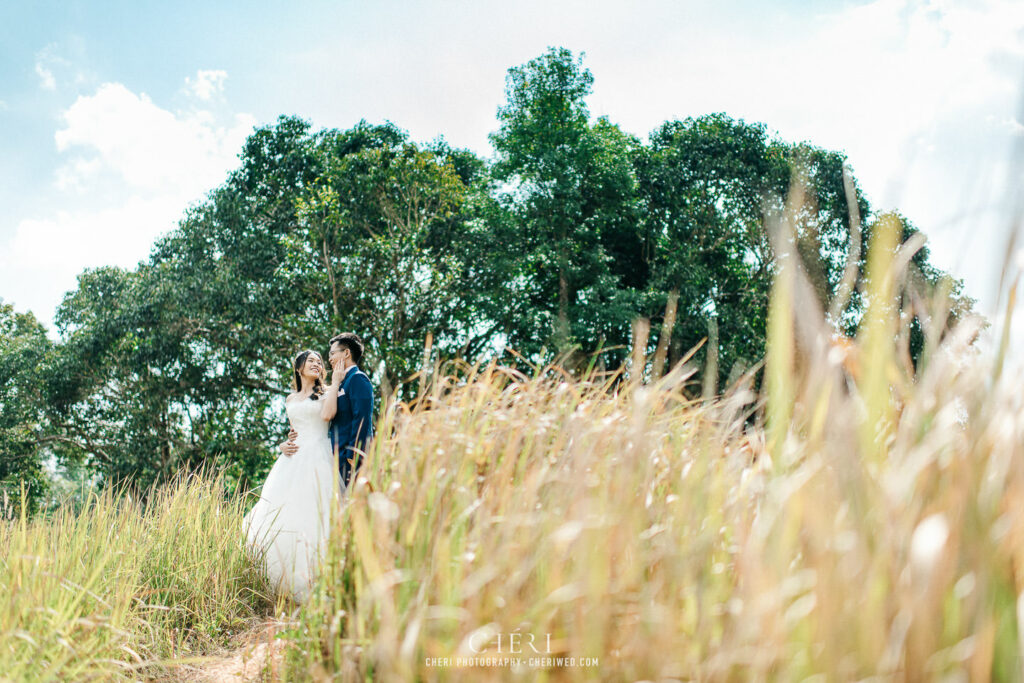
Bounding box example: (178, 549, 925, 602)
(243, 332, 375, 603)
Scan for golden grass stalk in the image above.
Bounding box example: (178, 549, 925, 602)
(276, 186, 1023, 681)
(0, 470, 273, 681)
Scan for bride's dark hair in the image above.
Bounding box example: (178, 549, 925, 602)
(292, 349, 326, 400)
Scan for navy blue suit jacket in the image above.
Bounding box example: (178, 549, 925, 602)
(329, 365, 374, 487)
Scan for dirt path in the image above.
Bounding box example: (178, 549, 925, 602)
(162, 618, 288, 682)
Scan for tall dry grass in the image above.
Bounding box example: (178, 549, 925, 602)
(3, 169, 1020, 681)
(0, 471, 274, 681)
(276, 184, 1023, 680)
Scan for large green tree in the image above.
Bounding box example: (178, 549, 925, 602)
(28, 47, 977, 494)
(0, 300, 51, 513)
(488, 47, 643, 360)
(45, 117, 485, 492)
(633, 115, 879, 388)
(285, 133, 475, 395)
(486, 48, 975, 389)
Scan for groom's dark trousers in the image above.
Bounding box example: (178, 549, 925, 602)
(329, 365, 375, 489)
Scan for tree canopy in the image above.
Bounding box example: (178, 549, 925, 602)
(0, 300, 51, 513)
(0, 46, 976, 504)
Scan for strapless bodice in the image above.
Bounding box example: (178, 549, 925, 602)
(287, 397, 330, 442)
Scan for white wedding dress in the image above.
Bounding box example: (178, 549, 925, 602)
(244, 397, 341, 603)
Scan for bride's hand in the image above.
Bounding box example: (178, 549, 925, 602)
(330, 357, 345, 381)
(280, 439, 298, 457)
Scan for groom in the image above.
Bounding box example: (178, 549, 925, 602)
(281, 332, 374, 491)
(326, 333, 375, 490)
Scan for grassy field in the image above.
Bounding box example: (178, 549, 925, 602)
(271, 218, 1024, 681)
(3, 212, 1023, 681)
(0, 472, 275, 681)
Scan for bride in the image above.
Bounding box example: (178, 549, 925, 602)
(243, 349, 343, 603)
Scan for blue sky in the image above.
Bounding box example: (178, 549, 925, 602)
(1, 0, 1022, 353)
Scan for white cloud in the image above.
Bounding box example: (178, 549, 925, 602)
(184, 69, 228, 100)
(35, 62, 56, 91)
(54, 81, 254, 195)
(11, 196, 194, 269)
(2, 75, 256, 328)
(34, 44, 72, 91)
(54, 157, 101, 193)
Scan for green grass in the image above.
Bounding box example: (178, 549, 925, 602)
(0, 471, 274, 681)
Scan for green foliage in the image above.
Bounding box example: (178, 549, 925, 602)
(42, 116, 485, 492)
(16, 48, 976, 494)
(634, 115, 876, 386)
(286, 133, 473, 393)
(0, 300, 51, 514)
(489, 47, 642, 358)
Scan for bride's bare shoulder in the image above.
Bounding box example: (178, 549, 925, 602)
(285, 392, 300, 404)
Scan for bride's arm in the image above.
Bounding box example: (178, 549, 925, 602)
(281, 394, 299, 456)
(320, 366, 343, 422)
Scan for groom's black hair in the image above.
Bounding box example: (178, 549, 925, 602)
(330, 332, 364, 366)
